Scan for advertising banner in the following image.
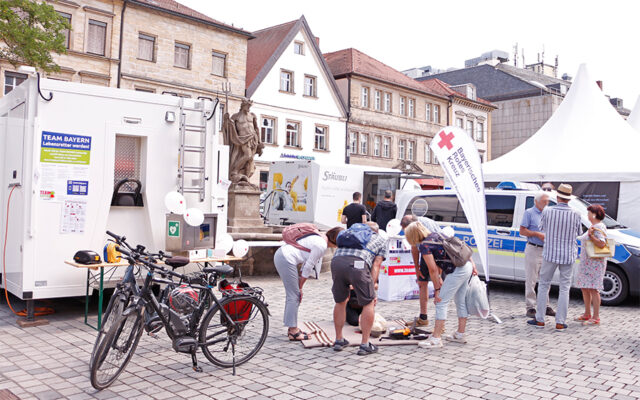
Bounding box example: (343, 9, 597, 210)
(266, 162, 314, 224)
(39, 131, 91, 202)
(430, 127, 490, 280)
(379, 238, 425, 301)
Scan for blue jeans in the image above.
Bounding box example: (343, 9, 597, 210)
(435, 262, 472, 321)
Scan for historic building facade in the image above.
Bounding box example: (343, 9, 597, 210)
(246, 17, 347, 189)
(0, 0, 251, 121)
(324, 48, 451, 177)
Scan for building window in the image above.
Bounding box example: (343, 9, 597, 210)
(375, 90, 381, 110)
(384, 92, 391, 113)
(398, 139, 406, 160)
(409, 99, 415, 118)
(350, 132, 358, 155)
(280, 70, 293, 93)
(212, 51, 226, 77)
(218, 103, 225, 131)
(315, 125, 327, 150)
(476, 122, 484, 142)
(466, 120, 474, 136)
(400, 97, 406, 116)
(87, 19, 107, 55)
(407, 141, 415, 161)
(286, 121, 300, 147)
(294, 41, 304, 55)
(456, 118, 463, 128)
(58, 11, 71, 49)
(374, 136, 381, 157)
(425, 103, 431, 122)
(383, 137, 390, 158)
(261, 117, 275, 144)
(433, 149, 439, 164)
(424, 142, 431, 164)
(4, 71, 27, 95)
(361, 87, 369, 108)
(135, 87, 155, 93)
(138, 33, 155, 61)
(304, 75, 317, 97)
(434, 105, 440, 124)
(174, 42, 190, 68)
(360, 134, 368, 155)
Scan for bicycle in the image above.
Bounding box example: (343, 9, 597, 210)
(89, 231, 270, 390)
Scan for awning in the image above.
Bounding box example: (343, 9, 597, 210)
(414, 178, 444, 188)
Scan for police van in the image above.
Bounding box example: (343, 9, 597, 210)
(395, 187, 640, 306)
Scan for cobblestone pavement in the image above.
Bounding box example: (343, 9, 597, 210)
(1, 274, 639, 400)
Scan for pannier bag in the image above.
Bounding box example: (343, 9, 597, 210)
(336, 223, 373, 250)
(282, 223, 321, 252)
(439, 233, 473, 267)
(74, 250, 101, 265)
(219, 280, 253, 323)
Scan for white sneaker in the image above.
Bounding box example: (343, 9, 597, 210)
(444, 331, 467, 344)
(418, 337, 443, 348)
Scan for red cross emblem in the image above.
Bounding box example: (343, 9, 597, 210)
(437, 130, 454, 150)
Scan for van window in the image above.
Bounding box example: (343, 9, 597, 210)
(407, 195, 465, 223)
(525, 196, 556, 210)
(486, 195, 516, 227)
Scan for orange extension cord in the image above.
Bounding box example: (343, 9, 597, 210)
(3, 185, 54, 317)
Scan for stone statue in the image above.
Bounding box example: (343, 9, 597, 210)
(222, 99, 264, 188)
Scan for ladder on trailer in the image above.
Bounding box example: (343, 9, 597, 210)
(177, 98, 211, 202)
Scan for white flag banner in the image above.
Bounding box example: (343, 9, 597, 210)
(430, 126, 490, 281)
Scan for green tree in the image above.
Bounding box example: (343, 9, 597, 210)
(0, 0, 70, 72)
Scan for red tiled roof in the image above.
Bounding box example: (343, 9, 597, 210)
(323, 48, 447, 99)
(131, 0, 251, 36)
(421, 78, 495, 107)
(246, 20, 298, 88)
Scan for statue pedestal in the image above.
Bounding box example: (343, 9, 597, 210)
(227, 188, 272, 233)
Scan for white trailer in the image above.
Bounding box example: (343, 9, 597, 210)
(264, 160, 402, 229)
(0, 73, 228, 305)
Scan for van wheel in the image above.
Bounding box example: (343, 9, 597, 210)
(600, 264, 628, 306)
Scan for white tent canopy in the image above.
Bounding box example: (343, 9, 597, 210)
(483, 64, 640, 229)
(628, 95, 640, 132)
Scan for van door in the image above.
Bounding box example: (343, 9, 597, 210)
(485, 194, 517, 280)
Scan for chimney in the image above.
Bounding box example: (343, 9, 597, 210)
(596, 80, 603, 91)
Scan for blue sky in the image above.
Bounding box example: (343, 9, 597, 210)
(181, 0, 640, 111)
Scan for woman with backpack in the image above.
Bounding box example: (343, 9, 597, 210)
(274, 224, 343, 341)
(405, 222, 478, 348)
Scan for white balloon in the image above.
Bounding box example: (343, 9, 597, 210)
(216, 233, 234, 254)
(386, 219, 402, 236)
(232, 239, 249, 258)
(441, 226, 455, 239)
(164, 191, 187, 215)
(184, 208, 204, 226)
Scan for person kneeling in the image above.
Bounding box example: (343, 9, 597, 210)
(332, 222, 387, 356)
(405, 222, 477, 348)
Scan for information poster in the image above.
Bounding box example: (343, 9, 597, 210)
(39, 131, 91, 202)
(60, 200, 87, 234)
(378, 238, 422, 301)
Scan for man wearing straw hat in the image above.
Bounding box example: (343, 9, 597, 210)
(528, 184, 582, 331)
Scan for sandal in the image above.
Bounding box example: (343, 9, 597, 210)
(288, 330, 309, 341)
(583, 318, 600, 326)
(574, 314, 591, 321)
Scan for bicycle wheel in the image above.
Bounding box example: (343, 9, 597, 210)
(89, 288, 129, 369)
(199, 295, 269, 368)
(90, 309, 144, 390)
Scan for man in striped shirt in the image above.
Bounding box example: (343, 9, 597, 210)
(528, 184, 582, 331)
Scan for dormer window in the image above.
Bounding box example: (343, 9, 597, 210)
(294, 41, 304, 55)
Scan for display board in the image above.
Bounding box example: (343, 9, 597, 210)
(379, 237, 424, 301)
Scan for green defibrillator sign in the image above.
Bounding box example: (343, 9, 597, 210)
(168, 221, 180, 237)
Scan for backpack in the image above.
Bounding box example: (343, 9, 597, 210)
(438, 233, 473, 267)
(282, 223, 320, 252)
(336, 223, 373, 250)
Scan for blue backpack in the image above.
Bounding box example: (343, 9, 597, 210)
(337, 223, 373, 251)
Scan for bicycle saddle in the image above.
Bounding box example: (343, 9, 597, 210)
(203, 264, 234, 276)
(164, 256, 190, 269)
